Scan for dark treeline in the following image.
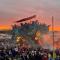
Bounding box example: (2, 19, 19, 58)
(12, 20, 49, 37)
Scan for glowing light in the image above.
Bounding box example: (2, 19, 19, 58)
(16, 36, 22, 42)
(36, 31, 41, 37)
(35, 31, 41, 40)
(35, 37, 38, 40)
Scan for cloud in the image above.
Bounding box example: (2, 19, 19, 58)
(0, 0, 60, 26)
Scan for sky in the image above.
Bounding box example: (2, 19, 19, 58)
(0, 0, 60, 30)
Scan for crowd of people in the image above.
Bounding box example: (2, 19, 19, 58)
(0, 46, 60, 60)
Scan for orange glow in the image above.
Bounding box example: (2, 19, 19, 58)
(0, 25, 11, 30)
(0, 24, 60, 31)
(49, 26, 60, 31)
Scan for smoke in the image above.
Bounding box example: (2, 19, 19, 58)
(38, 32, 60, 49)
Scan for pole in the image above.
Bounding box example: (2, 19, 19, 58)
(52, 16, 55, 60)
(52, 16, 54, 49)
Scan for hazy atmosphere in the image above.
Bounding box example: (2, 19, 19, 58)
(0, 0, 60, 30)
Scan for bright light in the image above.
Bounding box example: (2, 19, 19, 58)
(35, 37, 38, 40)
(16, 36, 22, 42)
(35, 31, 41, 40)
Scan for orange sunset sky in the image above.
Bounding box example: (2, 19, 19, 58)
(0, 0, 60, 31)
(0, 24, 60, 31)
